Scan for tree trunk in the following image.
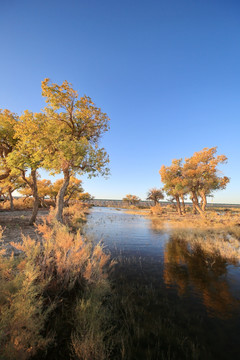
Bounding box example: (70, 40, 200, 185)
(190, 196, 197, 214)
(200, 192, 207, 212)
(191, 192, 205, 217)
(180, 195, 186, 214)
(55, 169, 70, 223)
(29, 170, 39, 225)
(176, 195, 182, 215)
(40, 197, 48, 208)
(8, 189, 14, 211)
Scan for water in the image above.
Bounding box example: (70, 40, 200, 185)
(85, 207, 240, 359)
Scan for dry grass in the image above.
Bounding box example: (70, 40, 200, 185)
(0, 198, 34, 210)
(63, 202, 90, 229)
(171, 228, 240, 262)
(150, 203, 166, 216)
(0, 215, 114, 360)
(124, 208, 151, 216)
(149, 209, 240, 231)
(0, 198, 56, 211)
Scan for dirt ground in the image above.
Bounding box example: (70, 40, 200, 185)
(0, 209, 49, 254)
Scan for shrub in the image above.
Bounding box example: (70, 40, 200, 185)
(13, 197, 34, 210)
(165, 204, 175, 212)
(63, 202, 89, 230)
(150, 204, 164, 216)
(0, 231, 53, 360)
(0, 219, 114, 359)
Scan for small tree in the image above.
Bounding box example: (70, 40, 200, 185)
(41, 79, 110, 222)
(77, 192, 94, 202)
(0, 175, 24, 210)
(147, 188, 164, 206)
(122, 194, 141, 206)
(6, 111, 46, 224)
(159, 159, 187, 215)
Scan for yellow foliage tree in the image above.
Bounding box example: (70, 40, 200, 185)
(6, 111, 47, 224)
(0, 109, 18, 180)
(183, 147, 229, 215)
(77, 192, 94, 202)
(50, 177, 84, 205)
(160, 147, 230, 216)
(20, 178, 52, 208)
(41, 78, 110, 222)
(159, 159, 187, 215)
(122, 194, 141, 206)
(146, 188, 164, 206)
(0, 175, 24, 210)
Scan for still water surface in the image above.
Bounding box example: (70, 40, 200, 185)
(86, 207, 240, 359)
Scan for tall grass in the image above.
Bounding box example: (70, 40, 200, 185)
(0, 217, 114, 360)
(63, 202, 89, 230)
(170, 228, 240, 262)
(109, 257, 205, 360)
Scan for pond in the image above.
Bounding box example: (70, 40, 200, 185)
(85, 207, 240, 359)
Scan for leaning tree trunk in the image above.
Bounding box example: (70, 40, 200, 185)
(191, 196, 197, 214)
(39, 197, 48, 208)
(191, 192, 205, 217)
(8, 189, 14, 211)
(200, 192, 207, 212)
(180, 195, 186, 214)
(29, 170, 40, 225)
(176, 195, 182, 215)
(21, 169, 40, 225)
(55, 169, 70, 223)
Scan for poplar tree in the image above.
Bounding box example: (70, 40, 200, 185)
(0, 175, 23, 210)
(50, 177, 84, 205)
(183, 147, 229, 215)
(147, 188, 164, 206)
(122, 194, 141, 206)
(41, 79, 110, 222)
(159, 159, 186, 215)
(6, 111, 46, 224)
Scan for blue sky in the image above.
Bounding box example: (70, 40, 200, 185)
(1, 0, 240, 203)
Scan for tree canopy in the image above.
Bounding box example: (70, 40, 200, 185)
(41, 78, 110, 222)
(0, 78, 110, 223)
(160, 147, 229, 216)
(123, 194, 141, 206)
(147, 188, 164, 206)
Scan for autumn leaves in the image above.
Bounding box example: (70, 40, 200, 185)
(159, 147, 229, 216)
(0, 79, 110, 223)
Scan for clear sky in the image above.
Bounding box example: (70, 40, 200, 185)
(1, 0, 240, 203)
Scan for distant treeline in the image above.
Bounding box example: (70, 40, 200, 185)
(88, 199, 240, 208)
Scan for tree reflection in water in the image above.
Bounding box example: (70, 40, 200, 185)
(163, 235, 240, 319)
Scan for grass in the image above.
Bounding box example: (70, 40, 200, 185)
(0, 210, 114, 360)
(169, 228, 240, 262)
(148, 206, 240, 231)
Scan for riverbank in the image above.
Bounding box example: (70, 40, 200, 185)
(0, 203, 90, 255)
(123, 205, 240, 231)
